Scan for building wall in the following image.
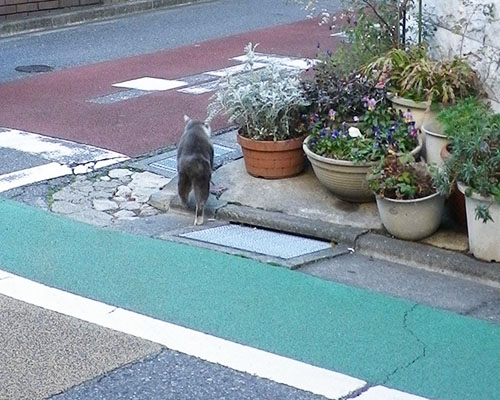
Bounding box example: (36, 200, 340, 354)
(0, 0, 101, 20)
(424, 0, 500, 110)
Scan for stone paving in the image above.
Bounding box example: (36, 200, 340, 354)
(49, 168, 171, 227)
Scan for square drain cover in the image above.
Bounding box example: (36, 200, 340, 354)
(180, 225, 331, 259)
(150, 157, 177, 173)
(149, 144, 235, 174)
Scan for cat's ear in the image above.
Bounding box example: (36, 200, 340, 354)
(203, 121, 212, 137)
(184, 115, 191, 123)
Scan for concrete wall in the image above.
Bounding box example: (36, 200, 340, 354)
(423, 0, 500, 110)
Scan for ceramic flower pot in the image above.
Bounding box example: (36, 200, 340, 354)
(457, 182, 500, 262)
(389, 94, 432, 130)
(376, 192, 445, 240)
(237, 134, 305, 179)
(303, 135, 423, 203)
(422, 121, 449, 167)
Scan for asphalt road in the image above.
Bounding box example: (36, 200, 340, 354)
(0, 0, 340, 83)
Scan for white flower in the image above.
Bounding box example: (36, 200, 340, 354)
(348, 127, 363, 138)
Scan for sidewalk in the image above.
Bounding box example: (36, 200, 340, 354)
(147, 128, 500, 286)
(33, 127, 500, 286)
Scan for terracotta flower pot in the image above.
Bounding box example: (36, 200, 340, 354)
(236, 134, 306, 179)
(440, 144, 467, 228)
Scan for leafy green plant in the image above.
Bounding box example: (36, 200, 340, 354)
(306, 100, 419, 162)
(434, 98, 500, 222)
(368, 154, 436, 200)
(363, 47, 480, 104)
(321, 11, 393, 76)
(293, 0, 425, 49)
(302, 69, 388, 126)
(207, 43, 310, 141)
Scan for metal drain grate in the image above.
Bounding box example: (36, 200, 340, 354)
(180, 225, 331, 259)
(150, 157, 178, 174)
(149, 144, 235, 174)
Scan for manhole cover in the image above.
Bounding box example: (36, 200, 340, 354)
(180, 225, 331, 259)
(150, 157, 177, 174)
(15, 65, 54, 73)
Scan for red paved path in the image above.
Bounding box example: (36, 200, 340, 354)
(0, 18, 337, 156)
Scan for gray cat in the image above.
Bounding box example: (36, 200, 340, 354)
(177, 115, 214, 225)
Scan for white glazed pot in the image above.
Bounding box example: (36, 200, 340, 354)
(458, 182, 500, 262)
(389, 94, 432, 130)
(376, 192, 444, 240)
(422, 121, 449, 167)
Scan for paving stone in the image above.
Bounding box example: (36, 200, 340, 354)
(108, 168, 133, 179)
(93, 190, 114, 199)
(53, 190, 88, 204)
(71, 209, 113, 227)
(92, 199, 119, 211)
(131, 187, 158, 203)
(115, 185, 132, 199)
(113, 196, 129, 204)
(114, 210, 137, 219)
(93, 180, 120, 192)
(120, 200, 142, 211)
(69, 181, 94, 195)
(148, 191, 175, 212)
(139, 204, 159, 217)
(130, 171, 170, 189)
(51, 201, 84, 215)
(100, 176, 111, 181)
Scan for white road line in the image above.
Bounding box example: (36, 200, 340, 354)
(112, 77, 187, 91)
(0, 128, 129, 192)
(204, 62, 266, 77)
(0, 269, 429, 400)
(0, 162, 71, 193)
(231, 53, 318, 70)
(0, 128, 126, 165)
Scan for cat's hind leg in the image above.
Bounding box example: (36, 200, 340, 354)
(177, 173, 191, 208)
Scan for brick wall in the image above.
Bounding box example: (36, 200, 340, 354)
(0, 0, 101, 20)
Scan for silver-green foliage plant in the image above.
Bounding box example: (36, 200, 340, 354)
(208, 43, 310, 141)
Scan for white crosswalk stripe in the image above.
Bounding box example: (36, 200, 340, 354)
(0, 128, 128, 192)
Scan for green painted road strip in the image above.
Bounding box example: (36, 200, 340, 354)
(1, 198, 499, 399)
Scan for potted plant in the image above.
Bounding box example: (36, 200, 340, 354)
(435, 98, 492, 228)
(434, 101, 500, 261)
(368, 155, 444, 240)
(303, 89, 422, 202)
(208, 43, 310, 179)
(364, 47, 480, 130)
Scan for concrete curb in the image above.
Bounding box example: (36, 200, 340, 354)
(0, 0, 209, 37)
(215, 203, 367, 247)
(212, 203, 500, 286)
(356, 233, 500, 287)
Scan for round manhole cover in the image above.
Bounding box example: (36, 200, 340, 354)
(15, 65, 54, 73)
